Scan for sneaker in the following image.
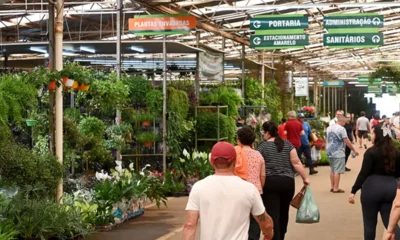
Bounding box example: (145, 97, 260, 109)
(345, 167, 351, 172)
(309, 169, 318, 175)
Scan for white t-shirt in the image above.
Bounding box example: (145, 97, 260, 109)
(185, 175, 265, 240)
(357, 117, 370, 131)
(329, 117, 338, 126)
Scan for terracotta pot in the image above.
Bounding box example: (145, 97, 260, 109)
(142, 120, 151, 127)
(62, 77, 68, 84)
(144, 142, 153, 147)
(49, 81, 56, 90)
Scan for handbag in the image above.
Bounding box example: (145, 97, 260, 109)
(290, 185, 306, 209)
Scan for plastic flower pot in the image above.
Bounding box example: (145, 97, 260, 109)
(142, 120, 151, 127)
(25, 119, 37, 127)
(77, 84, 90, 91)
(48, 81, 56, 90)
(62, 77, 68, 84)
(65, 78, 75, 87)
(72, 81, 79, 89)
(144, 142, 153, 147)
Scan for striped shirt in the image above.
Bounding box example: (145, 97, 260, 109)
(257, 140, 295, 179)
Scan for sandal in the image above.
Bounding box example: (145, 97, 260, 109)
(332, 189, 345, 193)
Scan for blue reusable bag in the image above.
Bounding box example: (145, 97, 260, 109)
(296, 186, 320, 224)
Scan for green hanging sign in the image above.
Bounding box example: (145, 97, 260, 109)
(324, 14, 384, 33)
(358, 76, 382, 83)
(250, 34, 309, 49)
(323, 33, 383, 48)
(250, 15, 308, 34)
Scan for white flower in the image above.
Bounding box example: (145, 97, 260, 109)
(183, 149, 189, 158)
(95, 170, 111, 181)
(115, 161, 122, 174)
(141, 164, 151, 173)
(193, 151, 201, 159)
(139, 172, 145, 176)
(129, 163, 134, 171)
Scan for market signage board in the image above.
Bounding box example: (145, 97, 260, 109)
(128, 14, 196, 35)
(250, 15, 308, 34)
(368, 86, 382, 93)
(250, 34, 309, 49)
(250, 14, 309, 50)
(323, 33, 383, 48)
(324, 14, 384, 33)
(295, 78, 309, 97)
(323, 81, 344, 87)
(358, 76, 382, 83)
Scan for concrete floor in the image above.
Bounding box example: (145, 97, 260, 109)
(92, 145, 387, 240)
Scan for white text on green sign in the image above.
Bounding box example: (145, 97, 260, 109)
(250, 15, 308, 31)
(323, 14, 384, 29)
(323, 33, 383, 48)
(250, 34, 309, 49)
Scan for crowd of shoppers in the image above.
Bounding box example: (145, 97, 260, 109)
(183, 109, 400, 240)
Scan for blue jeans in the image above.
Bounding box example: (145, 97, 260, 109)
(296, 145, 313, 169)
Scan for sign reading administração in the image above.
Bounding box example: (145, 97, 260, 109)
(323, 33, 383, 48)
(323, 14, 384, 29)
(250, 15, 308, 31)
(129, 14, 196, 35)
(250, 34, 309, 49)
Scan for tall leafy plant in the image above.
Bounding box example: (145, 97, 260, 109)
(200, 86, 243, 117)
(122, 75, 151, 104)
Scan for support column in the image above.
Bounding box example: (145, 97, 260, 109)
(195, 31, 200, 101)
(261, 50, 265, 99)
(55, 0, 64, 203)
(323, 86, 326, 116)
(116, 0, 122, 161)
(241, 44, 245, 98)
(328, 87, 331, 116)
(48, 3, 55, 155)
(334, 87, 337, 112)
(162, 35, 167, 173)
(344, 86, 348, 113)
(222, 37, 225, 82)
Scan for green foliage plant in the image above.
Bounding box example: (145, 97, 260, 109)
(145, 89, 163, 117)
(136, 131, 159, 143)
(196, 112, 236, 143)
(200, 86, 243, 117)
(122, 75, 152, 104)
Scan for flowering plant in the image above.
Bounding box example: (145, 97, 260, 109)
(301, 106, 316, 114)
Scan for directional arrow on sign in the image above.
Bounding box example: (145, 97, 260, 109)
(372, 17, 381, 26)
(253, 37, 261, 45)
(253, 20, 261, 29)
(372, 35, 381, 44)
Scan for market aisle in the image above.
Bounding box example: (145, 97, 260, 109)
(92, 145, 386, 240)
(164, 145, 385, 240)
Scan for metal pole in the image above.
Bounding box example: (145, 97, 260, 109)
(222, 37, 225, 83)
(48, 3, 55, 155)
(241, 44, 245, 98)
(195, 31, 200, 102)
(334, 87, 337, 112)
(162, 35, 167, 173)
(328, 87, 330, 116)
(55, 0, 64, 203)
(116, 0, 122, 161)
(261, 50, 265, 99)
(345, 87, 348, 114)
(323, 86, 326, 116)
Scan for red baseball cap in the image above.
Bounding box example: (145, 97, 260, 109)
(210, 142, 237, 164)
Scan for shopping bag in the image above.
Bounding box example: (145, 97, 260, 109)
(290, 186, 306, 209)
(296, 186, 320, 224)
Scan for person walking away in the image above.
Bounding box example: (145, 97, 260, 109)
(371, 114, 380, 129)
(235, 126, 266, 240)
(382, 185, 400, 240)
(344, 113, 354, 172)
(327, 116, 359, 193)
(349, 123, 400, 240)
(298, 113, 318, 175)
(284, 111, 304, 150)
(258, 122, 310, 240)
(357, 111, 371, 149)
(278, 119, 287, 140)
(351, 113, 357, 142)
(183, 142, 274, 240)
(329, 110, 344, 126)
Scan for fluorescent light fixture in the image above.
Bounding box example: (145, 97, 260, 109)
(131, 46, 145, 53)
(63, 52, 78, 56)
(80, 46, 96, 53)
(348, 82, 359, 84)
(332, 70, 374, 73)
(355, 85, 368, 87)
(30, 47, 47, 54)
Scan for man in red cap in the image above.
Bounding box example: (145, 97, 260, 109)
(182, 142, 274, 240)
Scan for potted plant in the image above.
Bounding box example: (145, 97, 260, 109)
(145, 89, 163, 117)
(47, 69, 62, 90)
(60, 62, 77, 87)
(76, 68, 93, 91)
(136, 131, 159, 147)
(134, 112, 155, 127)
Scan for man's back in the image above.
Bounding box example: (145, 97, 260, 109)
(186, 175, 264, 240)
(285, 119, 303, 147)
(326, 124, 347, 158)
(357, 116, 370, 131)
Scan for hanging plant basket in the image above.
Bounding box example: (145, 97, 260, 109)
(144, 142, 153, 147)
(62, 77, 68, 84)
(65, 78, 75, 87)
(142, 120, 151, 127)
(48, 81, 56, 90)
(25, 119, 37, 127)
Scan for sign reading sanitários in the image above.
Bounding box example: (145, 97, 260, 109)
(129, 14, 196, 35)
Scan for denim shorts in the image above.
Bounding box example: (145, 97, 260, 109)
(329, 157, 345, 174)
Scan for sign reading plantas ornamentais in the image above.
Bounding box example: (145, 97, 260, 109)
(128, 14, 196, 35)
(324, 14, 383, 29)
(323, 33, 383, 48)
(250, 15, 308, 32)
(250, 34, 309, 49)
